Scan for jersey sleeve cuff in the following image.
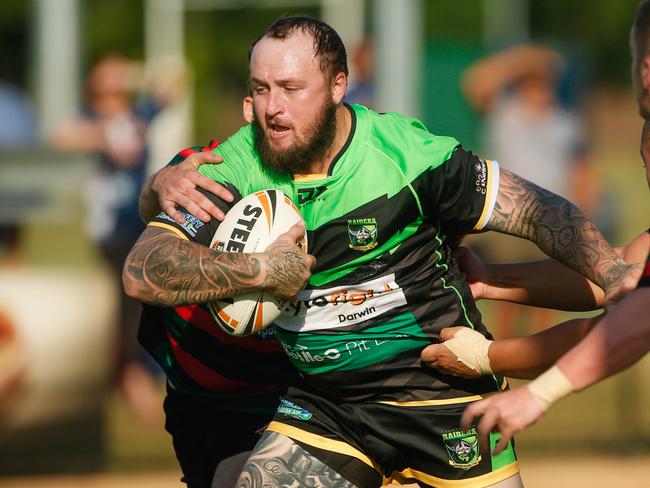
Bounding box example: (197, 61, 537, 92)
(473, 159, 500, 231)
(148, 221, 190, 240)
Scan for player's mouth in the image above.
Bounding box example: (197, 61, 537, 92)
(268, 122, 291, 139)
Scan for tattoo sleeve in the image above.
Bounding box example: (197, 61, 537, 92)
(238, 431, 358, 487)
(486, 169, 636, 292)
(123, 226, 265, 306)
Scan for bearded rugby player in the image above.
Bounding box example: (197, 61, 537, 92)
(128, 16, 637, 488)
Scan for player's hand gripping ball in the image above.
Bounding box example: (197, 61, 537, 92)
(208, 190, 307, 335)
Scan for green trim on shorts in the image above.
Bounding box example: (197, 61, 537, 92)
(489, 433, 517, 471)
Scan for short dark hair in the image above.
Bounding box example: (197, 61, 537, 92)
(633, 0, 650, 58)
(248, 16, 348, 80)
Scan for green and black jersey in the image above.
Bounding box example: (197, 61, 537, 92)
(150, 103, 505, 404)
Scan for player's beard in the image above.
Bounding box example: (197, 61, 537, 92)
(253, 97, 337, 174)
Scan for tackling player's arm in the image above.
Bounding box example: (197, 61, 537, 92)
(556, 254, 650, 390)
(485, 168, 640, 305)
(423, 231, 649, 379)
(457, 229, 649, 310)
(139, 148, 233, 225)
(460, 286, 650, 455)
(557, 289, 650, 391)
(422, 317, 598, 379)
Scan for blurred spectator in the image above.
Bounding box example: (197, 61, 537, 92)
(345, 37, 375, 107)
(0, 68, 39, 266)
(0, 74, 38, 148)
(50, 54, 163, 425)
(461, 45, 603, 338)
(463, 45, 601, 212)
(144, 58, 192, 176)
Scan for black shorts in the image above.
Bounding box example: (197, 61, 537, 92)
(267, 387, 519, 488)
(163, 385, 280, 488)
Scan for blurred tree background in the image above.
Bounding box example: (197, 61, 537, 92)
(0, 0, 643, 141)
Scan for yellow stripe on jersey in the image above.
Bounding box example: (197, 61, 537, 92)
(293, 173, 328, 182)
(473, 159, 500, 231)
(386, 461, 519, 487)
(147, 221, 190, 240)
(266, 421, 382, 473)
(377, 395, 485, 407)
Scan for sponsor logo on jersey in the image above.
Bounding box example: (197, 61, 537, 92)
(348, 218, 378, 250)
(297, 186, 327, 205)
(276, 316, 427, 373)
(157, 210, 205, 237)
(254, 326, 278, 341)
(178, 211, 206, 237)
(275, 274, 407, 332)
(474, 160, 488, 195)
(282, 343, 343, 364)
(276, 398, 312, 421)
(442, 428, 481, 470)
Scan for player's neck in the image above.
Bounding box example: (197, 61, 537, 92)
(305, 104, 351, 175)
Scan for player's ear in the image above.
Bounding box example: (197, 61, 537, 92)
(331, 72, 347, 105)
(243, 96, 254, 123)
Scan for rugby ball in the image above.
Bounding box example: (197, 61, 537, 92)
(207, 190, 307, 336)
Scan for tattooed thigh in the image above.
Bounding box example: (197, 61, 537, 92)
(235, 431, 358, 488)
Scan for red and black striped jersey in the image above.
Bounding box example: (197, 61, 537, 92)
(139, 304, 298, 408)
(137, 144, 298, 409)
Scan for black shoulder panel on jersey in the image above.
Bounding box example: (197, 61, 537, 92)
(412, 146, 489, 231)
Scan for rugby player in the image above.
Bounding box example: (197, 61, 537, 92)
(126, 16, 637, 488)
(135, 143, 309, 488)
(422, 0, 650, 456)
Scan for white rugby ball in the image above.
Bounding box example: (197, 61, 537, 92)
(207, 190, 307, 336)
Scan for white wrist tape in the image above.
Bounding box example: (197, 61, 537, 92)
(527, 365, 574, 411)
(442, 328, 493, 375)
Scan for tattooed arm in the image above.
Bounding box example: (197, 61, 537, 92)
(122, 223, 314, 306)
(486, 169, 639, 304)
(454, 230, 649, 310)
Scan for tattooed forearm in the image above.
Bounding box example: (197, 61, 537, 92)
(486, 169, 637, 292)
(263, 247, 311, 291)
(123, 227, 264, 306)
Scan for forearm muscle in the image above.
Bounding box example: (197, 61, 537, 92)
(123, 227, 264, 306)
